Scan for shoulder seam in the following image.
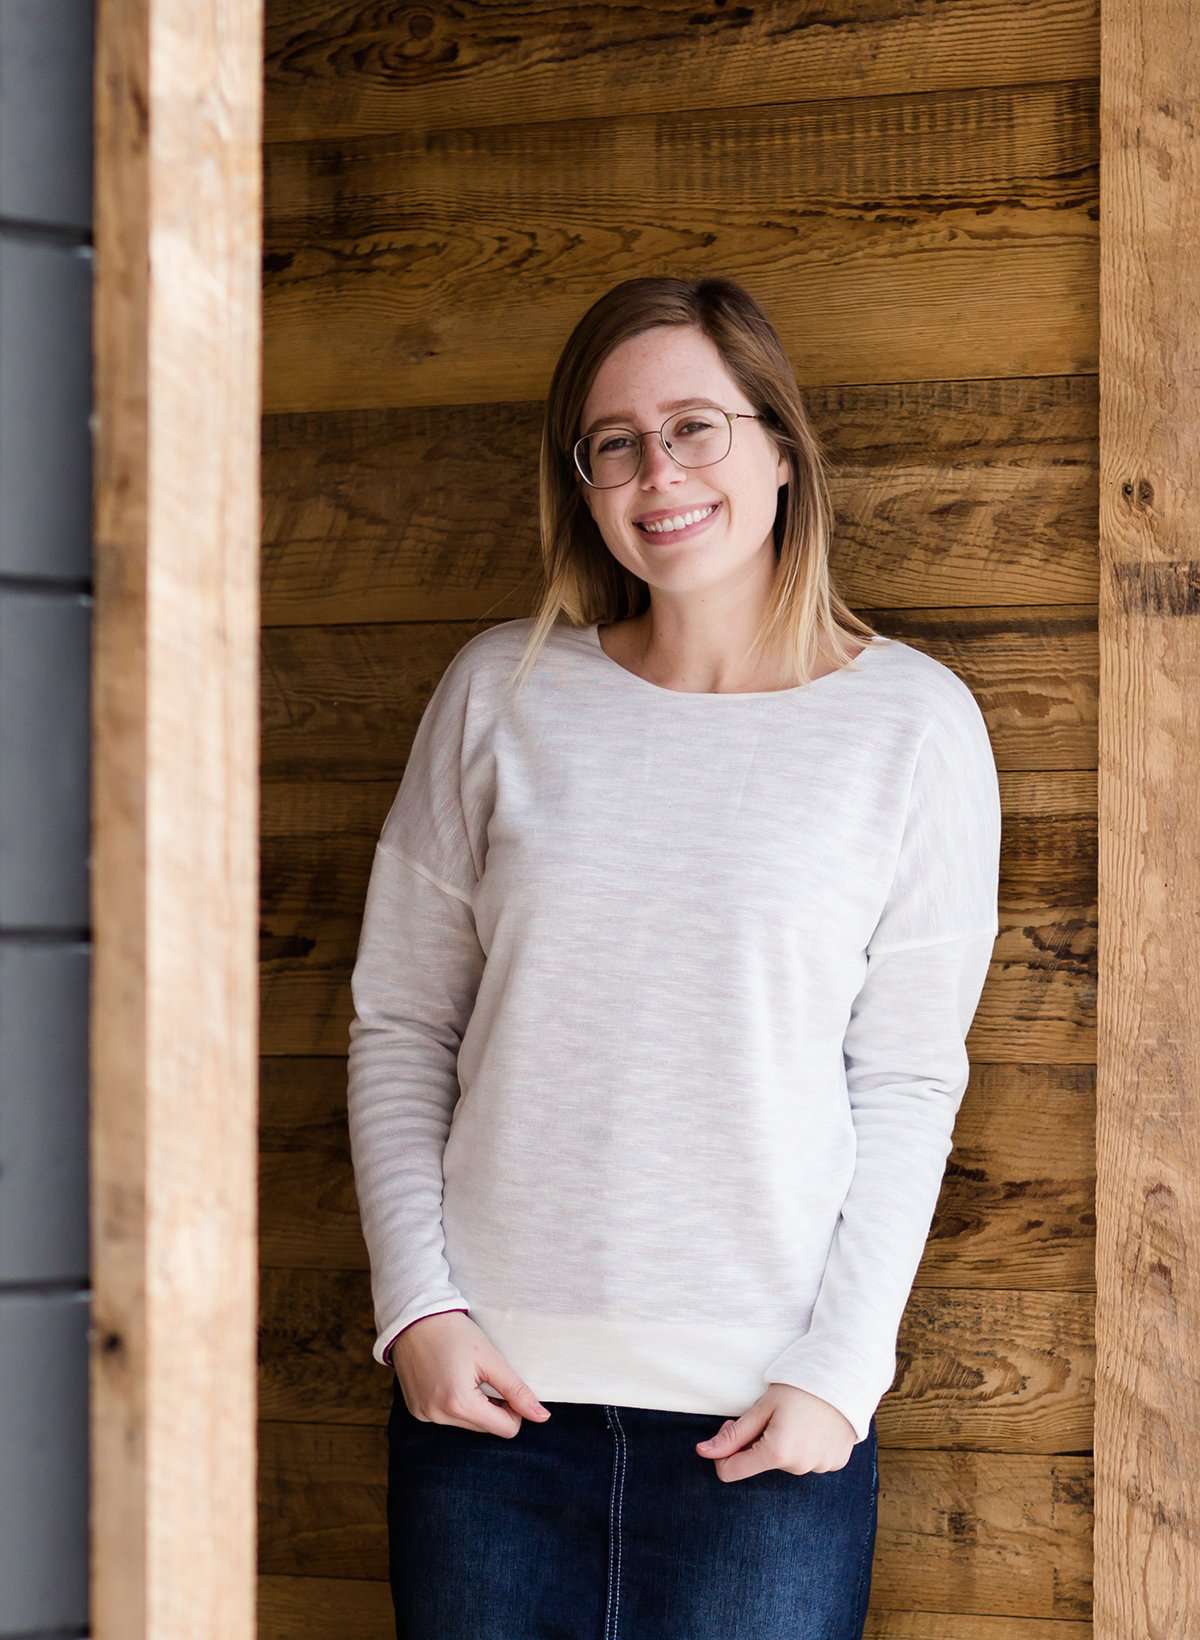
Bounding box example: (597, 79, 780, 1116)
(868, 920, 999, 959)
(376, 839, 475, 908)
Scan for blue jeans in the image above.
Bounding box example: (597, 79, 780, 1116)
(387, 1377, 879, 1639)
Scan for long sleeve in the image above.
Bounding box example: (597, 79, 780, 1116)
(346, 655, 487, 1367)
(761, 681, 1002, 1443)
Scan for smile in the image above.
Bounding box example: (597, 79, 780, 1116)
(633, 501, 721, 538)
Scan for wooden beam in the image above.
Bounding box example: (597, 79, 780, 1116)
(1095, 0, 1200, 1628)
(90, 0, 262, 1633)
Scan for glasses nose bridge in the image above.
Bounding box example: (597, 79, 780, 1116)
(636, 419, 684, 479)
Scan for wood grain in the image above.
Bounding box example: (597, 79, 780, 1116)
(261, 375, 1098, 628)
(259, 890, 1090, 1062)
(260, 764, 1094, 930)
(263, 0, 1099, 141)
(258, 920, 1086, 1055)
(257, 1419, 1091, 1617)
(257, 1573, 1092, 1640)
(1095, 0, 1200, 1622)
(262, 80, 1098, 413)
(259, 611, 1099, 784)
(260, 1055, 1095, 1292)
(257, 618, 1097, 1059)
(258, 1264, 1092, 1448)
(93, 1, 262, 1637)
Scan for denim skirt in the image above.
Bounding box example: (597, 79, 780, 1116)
(386, 1376, 879, 1640)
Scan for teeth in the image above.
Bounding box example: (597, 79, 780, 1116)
(638, 503, 717, 535)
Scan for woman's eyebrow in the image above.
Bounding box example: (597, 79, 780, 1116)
(582, 397, 720, 436)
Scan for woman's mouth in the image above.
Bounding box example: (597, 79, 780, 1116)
(633, 500, 721, 541)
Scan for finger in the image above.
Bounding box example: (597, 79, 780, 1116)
(477, 1368, 552, 1430)
(484, 1372, 552, 1422)
(696, 1416, 738, 1455)
(696, 1403, 769, 1459)
(463, 1390, 527, 1437)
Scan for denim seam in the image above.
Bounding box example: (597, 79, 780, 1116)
(850, 1430, 879, 1634)
(604, 1405, 627, 1640)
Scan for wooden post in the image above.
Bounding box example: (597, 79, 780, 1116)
(90, 0, 262, 1633)
(1097, 0, 1200, 1628)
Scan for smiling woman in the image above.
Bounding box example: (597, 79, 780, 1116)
(517, 276, 882, 697)
(347, 276, 1001, 1640)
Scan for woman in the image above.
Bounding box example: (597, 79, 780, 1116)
(346, 275, 1002, 1639)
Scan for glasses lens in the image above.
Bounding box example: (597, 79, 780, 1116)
(662, 406, 731, 468)
(577, 427, 640, 488)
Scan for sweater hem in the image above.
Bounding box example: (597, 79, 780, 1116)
(468, 1302, 815, 1419)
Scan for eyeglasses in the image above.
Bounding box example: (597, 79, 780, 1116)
(573, 404, 769, 489)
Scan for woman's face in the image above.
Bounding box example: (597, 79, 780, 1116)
(576, 324, 789, 595)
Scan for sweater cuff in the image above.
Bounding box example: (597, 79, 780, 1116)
(762, 1355, 885, 1445)
(381, 1307, 471, 1367)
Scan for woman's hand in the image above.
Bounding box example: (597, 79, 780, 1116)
(695, 1384, 857, 1481)
(391, 1311, 553, 1437)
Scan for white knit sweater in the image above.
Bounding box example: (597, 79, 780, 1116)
(346, 616, 1001, 1443)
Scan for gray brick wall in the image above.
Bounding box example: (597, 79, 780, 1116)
(0, 1, 95, 1634)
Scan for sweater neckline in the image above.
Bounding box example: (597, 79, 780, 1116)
(583, 622, 890, 701)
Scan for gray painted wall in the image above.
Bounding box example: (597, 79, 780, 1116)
(1, 1, 95, 1634)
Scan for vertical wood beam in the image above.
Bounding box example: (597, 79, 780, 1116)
(1097, 0, 1200, 1628)
(91, 1, 262, 1633)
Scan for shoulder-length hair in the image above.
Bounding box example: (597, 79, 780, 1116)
(507, 274, 880, 692)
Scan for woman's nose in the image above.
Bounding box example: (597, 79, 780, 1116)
(638, 434, 684, 485)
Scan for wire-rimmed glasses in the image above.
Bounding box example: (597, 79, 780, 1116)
(573, 403, 768, 489)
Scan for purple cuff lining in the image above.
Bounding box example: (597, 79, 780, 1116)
(383, 1308, 470, 1366)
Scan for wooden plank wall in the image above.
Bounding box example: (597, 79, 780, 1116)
(259, 2, 1100, 1633)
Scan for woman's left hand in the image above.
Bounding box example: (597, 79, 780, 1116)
(695, 1383, 857, 1481)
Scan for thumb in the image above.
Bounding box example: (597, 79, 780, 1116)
(481, 1355, 552, 1421)
(697, 1416, 740, 1452)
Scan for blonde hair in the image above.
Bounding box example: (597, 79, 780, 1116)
(506, 275, 879, 692)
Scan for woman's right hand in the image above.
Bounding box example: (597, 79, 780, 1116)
(391, 1311, 553, 1436)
